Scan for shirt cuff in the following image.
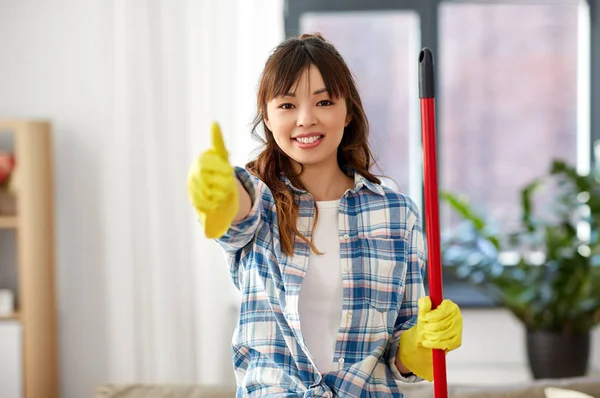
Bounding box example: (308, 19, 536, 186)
(387, 334, 423, 383)
(214, 166, 262, 252)
(228, 166, 261, 232)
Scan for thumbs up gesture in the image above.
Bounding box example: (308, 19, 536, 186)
(187, 122, 239, 238)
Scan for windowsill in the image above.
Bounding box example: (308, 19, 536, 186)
(447, 364, 600, 385)
(425, 276, 501, 308)
(442, 281, 500, 308)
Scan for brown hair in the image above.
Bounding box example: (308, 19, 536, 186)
(246, 33, 381, 255)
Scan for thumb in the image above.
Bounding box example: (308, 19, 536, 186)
(211, 122, 229, 161)
(418, 296, 432, 318)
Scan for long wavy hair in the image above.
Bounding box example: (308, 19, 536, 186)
(246, 33, 381, 256)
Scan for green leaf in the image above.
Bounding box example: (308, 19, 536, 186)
(440, 191, 501, 249)
(440, 158, 600, 332)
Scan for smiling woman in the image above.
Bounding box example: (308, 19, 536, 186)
(187, 33, 464, 397)
(247, 34, 378, 255)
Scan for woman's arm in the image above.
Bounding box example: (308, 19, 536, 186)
(385, 199, 426, 382)
(214, 167, 265, 253)
(233, 177, 252, 222)
(395, 358, 413, 375)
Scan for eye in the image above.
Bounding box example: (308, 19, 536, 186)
(317, 100, 333, 106)
(279, 103, 295, 110)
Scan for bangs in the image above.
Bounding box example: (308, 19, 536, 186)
(263, 43, 351, 101)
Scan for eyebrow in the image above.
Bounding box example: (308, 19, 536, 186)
(284, 88, 329, 97)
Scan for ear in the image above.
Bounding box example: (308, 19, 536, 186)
(345, 114, 351, 127)
(264, 117, 271, 131)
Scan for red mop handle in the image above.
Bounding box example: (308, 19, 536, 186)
(419, 48, 447, 398)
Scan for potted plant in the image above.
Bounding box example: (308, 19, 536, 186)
(441, 159, 600, 379)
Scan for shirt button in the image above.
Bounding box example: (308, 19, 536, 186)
(343, 233, 349, 240)
(338, 357, 345, 364)
(346, 312, 352, 320)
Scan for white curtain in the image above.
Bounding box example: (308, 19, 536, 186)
(104, 0, 284, 385)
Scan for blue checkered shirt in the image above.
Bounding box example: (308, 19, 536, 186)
(216, 167, 426, 397)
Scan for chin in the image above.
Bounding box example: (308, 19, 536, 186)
(279, 143, 339, 168)
(290, 154, 335, 168)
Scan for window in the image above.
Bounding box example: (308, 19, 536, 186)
(439, 1, 582, 236)
(300, 11, 422, 201)
(285, 0, 595, 307)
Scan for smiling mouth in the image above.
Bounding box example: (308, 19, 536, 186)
(293, 135, 324, 144)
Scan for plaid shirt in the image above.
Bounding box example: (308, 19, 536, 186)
(216, 167, 426, 397)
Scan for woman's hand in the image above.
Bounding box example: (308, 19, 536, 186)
(397, 296, 463, 381)
(187, 122, 239, 238)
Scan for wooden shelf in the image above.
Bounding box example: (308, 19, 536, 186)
(0, 312, 20, 321)
(0, 119, 47, 132)
(0, 119, 58, 398)
(0, 215, 18, 229)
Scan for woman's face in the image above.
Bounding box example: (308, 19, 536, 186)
(265, 64, 351, 169)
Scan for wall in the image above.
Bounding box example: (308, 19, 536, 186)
(0, 1, 597, 397)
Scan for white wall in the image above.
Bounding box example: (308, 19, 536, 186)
(0, 1, 113, 397)
(0, 0, 282, 396)
(0, 2, 598, 398)
(449, 309, 600, 384)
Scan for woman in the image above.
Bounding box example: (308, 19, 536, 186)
(188, 33, 462, 397)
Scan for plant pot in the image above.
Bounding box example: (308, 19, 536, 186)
(526, 329, 590, 379)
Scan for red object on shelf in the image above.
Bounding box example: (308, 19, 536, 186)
(0, 152, 15, 185)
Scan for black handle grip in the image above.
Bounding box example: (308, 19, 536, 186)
(419, 48, 435, 99)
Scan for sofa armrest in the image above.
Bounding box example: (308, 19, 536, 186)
(95, 384, 237, 398)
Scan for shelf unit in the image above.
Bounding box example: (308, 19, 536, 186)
(0, 312, 20, 321)
(0, 119, 58, 398)
(0, 216, 19, 229)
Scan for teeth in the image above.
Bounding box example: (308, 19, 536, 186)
(296, 136, 322, 144)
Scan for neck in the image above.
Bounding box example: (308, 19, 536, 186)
(293, 159, 354, 201)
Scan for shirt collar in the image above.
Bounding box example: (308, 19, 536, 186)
(280, 168, 385, 197)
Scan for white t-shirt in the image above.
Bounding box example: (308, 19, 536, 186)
(298, 199, 343, 374)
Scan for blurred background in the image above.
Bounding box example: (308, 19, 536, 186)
(0, 0, 599, 397)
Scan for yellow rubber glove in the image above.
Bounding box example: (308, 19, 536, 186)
(187, 122, 239, 239)
(398, 296, 462, 382)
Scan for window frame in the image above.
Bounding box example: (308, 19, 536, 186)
(284, 0, 598, 307)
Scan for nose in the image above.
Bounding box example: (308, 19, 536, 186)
(296, 106, 317, 128)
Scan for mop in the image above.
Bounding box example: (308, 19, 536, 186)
(419, 47, 448, 398)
